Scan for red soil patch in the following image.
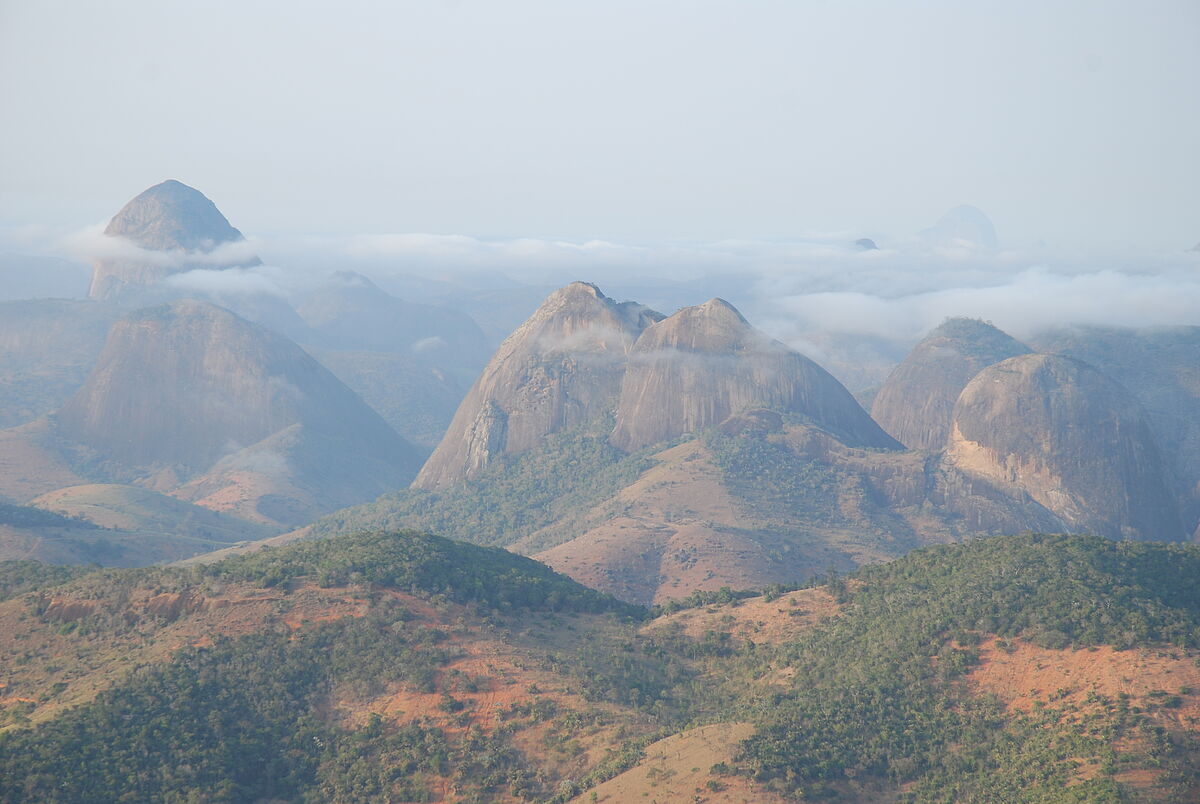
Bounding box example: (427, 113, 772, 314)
(647, 586, 844, 646)
(969, 638, 1200, 723)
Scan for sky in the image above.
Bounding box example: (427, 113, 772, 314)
(1, 0, 1198, 251)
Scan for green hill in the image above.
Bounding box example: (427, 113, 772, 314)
(1, 532, 1198, 802)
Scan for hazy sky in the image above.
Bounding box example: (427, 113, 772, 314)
(2, 0, 1197, 250)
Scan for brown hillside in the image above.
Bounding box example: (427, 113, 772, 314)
(534, 415, 1068, 605)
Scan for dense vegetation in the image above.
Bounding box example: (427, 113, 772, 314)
(2, 532, 1198, 801)
(0, 560, 95, 602)
(207, 529, 642, 617)
(307, 426, 654, 551)
(735, 533, 1200, 800)
(0, 605, 458, 802)
(0, 530, 651, 802)
(0, 503, 96, 531)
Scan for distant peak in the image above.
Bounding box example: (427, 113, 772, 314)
(660, 298, 751, 333)
(103, 180, 244, 253)
(920, 204, 999, 249)
(929, 317, 1010, 339)
(556, 281, 606, 299)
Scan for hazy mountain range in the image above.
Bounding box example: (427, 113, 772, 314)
(0, 180, 1197, 802)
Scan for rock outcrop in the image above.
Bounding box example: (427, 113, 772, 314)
(1030, 324, 1200, 537)
(88, 180, 259, 300)
(55, 300, 421, 525)
(872, 318, 1032, 451)
(945, 354, 1185, 541)
(609, 298, 899, 452)
(412, 282, 662, 490)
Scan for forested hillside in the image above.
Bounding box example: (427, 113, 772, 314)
(1, 532, 1198, 802)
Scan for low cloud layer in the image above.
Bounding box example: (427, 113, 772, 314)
(63, 225, 261, 270)
(20, 222, 1200, 382)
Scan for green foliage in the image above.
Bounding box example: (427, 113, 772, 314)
(307, 426, 654, 550)
(703, 430, 844, 524)
(206, 529, 643, 617)
(0, 605, 449, 803)
(0, 503, 97, 531)
(0, 560, 95, 602)
(736, 533, 1200, 799)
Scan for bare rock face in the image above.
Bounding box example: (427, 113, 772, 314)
(872, 318, 1031, 451)
(412, 282, 662, 490)
(89, 180, 258, 300)
(55, 300, 421, 524)
(1028, 324, 1200, 539)
(945, 354, 1185, 541)
(609, 299, 899, 452)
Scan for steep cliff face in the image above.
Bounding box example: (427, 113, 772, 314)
(89, 180, 258, 300)
(872, 318, 1032, 451)
(945, 354, 1185, 541)
(1029, 324, 1200, 539)
(412, 282, 661, 490)
(609, 298, 899, 452)
(54, 300, 421, 524)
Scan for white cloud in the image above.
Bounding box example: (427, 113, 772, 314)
(60, 225, 261, 269)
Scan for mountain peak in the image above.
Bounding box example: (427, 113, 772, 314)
(872, 318, 1031, 450)
(411, 283, 662, 490)
(610, 298, 899, 452)
(103, 180, 244, 252)
(90, 181, 257, 300)
(920, 204, 999, 249)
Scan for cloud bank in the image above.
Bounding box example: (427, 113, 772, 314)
(38, 221, 1200, 380)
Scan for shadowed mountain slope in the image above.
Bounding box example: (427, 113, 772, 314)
(1030, 324, 1200, 538)
(946, 353, 1185, 541)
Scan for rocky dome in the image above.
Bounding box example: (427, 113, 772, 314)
(609, 298, 900, 452)
(945, 353, 1184, 541)
(89, 180, 258, 300)
(412, 282, 662, 490)
(56, 299, 419, 479)
(871, 318, 1031, 451)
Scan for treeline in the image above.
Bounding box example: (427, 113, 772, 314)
(0, 503, 97, 531)
(206, 529, 643, 617)
(0, 560, 96, 603)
